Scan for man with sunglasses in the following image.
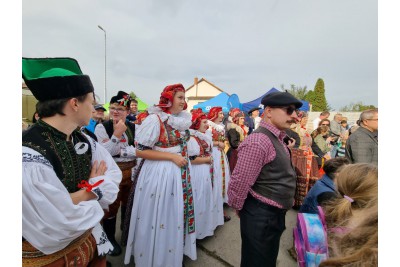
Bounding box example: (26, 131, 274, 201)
(228, 91, 302, 267)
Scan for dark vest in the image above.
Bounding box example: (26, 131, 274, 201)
(102, 120, 135, 146)
(22, 120, 92, 193)
(251, 126, 297, 209)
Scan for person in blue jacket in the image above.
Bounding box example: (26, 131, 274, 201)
(299, 157, 350, 214)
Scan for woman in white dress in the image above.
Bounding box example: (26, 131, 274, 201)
(187, 109, 215, 239)
(207, 107, 232, 226)
(124, 84, 197, 267)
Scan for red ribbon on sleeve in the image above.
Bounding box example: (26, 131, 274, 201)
(77, 179, 104, 192)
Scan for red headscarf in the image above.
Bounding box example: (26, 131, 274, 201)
(134, 111, 149, 125)
(157, 83, 187, 113)
(229, 108, 241, 118)
(207, 106, 223, 121)
(190, 108, 207, 130)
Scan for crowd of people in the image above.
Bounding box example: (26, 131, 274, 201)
(22, 57, 378, 267)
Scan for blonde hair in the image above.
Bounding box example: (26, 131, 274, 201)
(324, 163, 378, 226)
(320, 202, 378, 267)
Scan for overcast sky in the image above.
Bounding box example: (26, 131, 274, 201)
(22, 0, 377, 110)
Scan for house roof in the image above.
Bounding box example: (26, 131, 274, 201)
(185, 78, 229, 96)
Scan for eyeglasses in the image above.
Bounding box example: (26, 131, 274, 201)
(321, 123, 330, 126)
(366, 118, 378, 121)
(274, 106, 301, 117)
(109, 107, 127, 112)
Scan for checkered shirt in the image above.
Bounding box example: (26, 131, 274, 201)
(227, 120, 290, 210)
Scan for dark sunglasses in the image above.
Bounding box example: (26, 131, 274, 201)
(274, 106, 302, 117)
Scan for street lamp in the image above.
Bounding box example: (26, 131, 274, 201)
(98, 25, 107, 104)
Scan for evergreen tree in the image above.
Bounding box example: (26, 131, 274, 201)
(311, 78, 328, 111)
(304, 90, 316, 106)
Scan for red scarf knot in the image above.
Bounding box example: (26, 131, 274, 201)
(77, 179, 104, 192)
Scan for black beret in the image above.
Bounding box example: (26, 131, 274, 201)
(247, 107, 261, 115)
(261, 91, 303, 109)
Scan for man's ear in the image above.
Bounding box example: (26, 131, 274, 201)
(67, 98, 79, 112)
(264, 107, 272, 118)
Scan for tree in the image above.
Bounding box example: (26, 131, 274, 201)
(280, 84, 308, 99)
(311, 78, 329, 111)
(304, 90, 316, 106)
(339, 102, 377, 112)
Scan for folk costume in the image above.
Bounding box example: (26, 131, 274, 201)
(124, 84, 197, 266)
(94, 90, 136, 255)
(207, 107, 231, 227)
(226, 111, 248, 173)
(292, 114, 321, 208)
(187, 110, 215, 239)
(22, 57, 121, 266)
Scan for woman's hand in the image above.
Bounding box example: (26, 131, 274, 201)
(171, 154, 188, 168)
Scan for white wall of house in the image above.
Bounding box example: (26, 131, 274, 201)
(186, 79, 225, 111)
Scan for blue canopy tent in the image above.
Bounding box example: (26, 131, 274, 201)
(227, 94, 242, 110)
(241, 87, 280, 113)
(193, 92, 230, 113)
(299, 100, 310, 112)
(242, 88, 310, 112)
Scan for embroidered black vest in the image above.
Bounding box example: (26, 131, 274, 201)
(22, 120, 92, 193)
(102, 120, 135, 146)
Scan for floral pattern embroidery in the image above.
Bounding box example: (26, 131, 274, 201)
(155, 116, 195, 235)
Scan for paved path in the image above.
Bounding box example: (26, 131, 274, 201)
(108, 206, 299, 266)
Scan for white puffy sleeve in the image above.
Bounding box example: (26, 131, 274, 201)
(94, 123, 124, 157)
(187, 136, 200, 157)
(85, 136, 122, 209)
(135, 114, 161, 149)
(22, 147, 104, 254)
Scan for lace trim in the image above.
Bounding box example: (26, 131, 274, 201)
(147, 106, 192, 131)
(189, 129, 213, 148)
(207, 120, 225, 134)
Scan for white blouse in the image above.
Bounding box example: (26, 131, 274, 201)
(135, 106, 192, 150)
(22, 135, 122, 254)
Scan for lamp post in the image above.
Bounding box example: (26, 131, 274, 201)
(98, 25, 107, 104)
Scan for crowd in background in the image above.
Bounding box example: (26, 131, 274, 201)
(22, 58, 378, 267)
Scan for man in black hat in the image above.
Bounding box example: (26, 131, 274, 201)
(228, 91, 302, 267)
(245, 107, 261, 134)
(94, 91, 136, 256)
(22, 57, 122, 266)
